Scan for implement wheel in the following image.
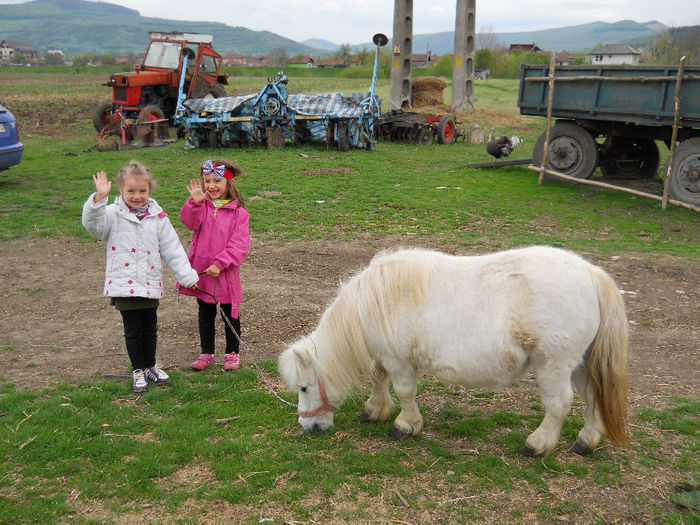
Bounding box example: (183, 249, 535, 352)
(93, 102, 119, 132)
(437, 115, 455, 144)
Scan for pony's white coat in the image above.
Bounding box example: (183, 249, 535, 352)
(278, 246, 629, 456)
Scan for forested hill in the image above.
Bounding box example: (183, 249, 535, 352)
(0, 0, 325, 56)
(0, 0, 670, 57)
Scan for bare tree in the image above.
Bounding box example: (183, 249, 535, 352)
(268, 47, 289, 67)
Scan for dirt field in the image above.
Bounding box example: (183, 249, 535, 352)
(1, 235, 697, 402)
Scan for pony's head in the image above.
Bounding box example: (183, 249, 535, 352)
(278, 337, 337, 433)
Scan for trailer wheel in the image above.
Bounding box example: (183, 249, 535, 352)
(532, 123, 598, 180)
(437, 115, 455, 144)
(93, 102, 119, 132)
(668, 137, 700, 207)
(600, 137, 660, 179)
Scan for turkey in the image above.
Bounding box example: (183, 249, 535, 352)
(486, 128, 523, 159)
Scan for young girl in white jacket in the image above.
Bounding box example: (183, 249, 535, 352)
(82, 161, 198, 393)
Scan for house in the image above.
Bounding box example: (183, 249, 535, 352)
(411, 52, 435, 69)
(247, 55, 273, 67)
(555, 51, 576, 66)
(508, 43, 543, 54)
(0, 40, 40, 64)
(223, 50, 247, 67)
(317, 56, 347, 68)
(588, 44, 640, 65)
(286, 55, 316, 68)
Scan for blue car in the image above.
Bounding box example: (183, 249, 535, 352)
(0, 103, 23, 171)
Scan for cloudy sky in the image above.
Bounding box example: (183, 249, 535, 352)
(4, 0, 698, 44)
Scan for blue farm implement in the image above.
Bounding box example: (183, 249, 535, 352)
(174, 33, 389, 151)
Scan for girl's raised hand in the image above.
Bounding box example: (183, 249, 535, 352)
(92, 171, 111, 202)
(187, 178, 206, 203)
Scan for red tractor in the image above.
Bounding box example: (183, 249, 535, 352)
(93, 31, 228, 146)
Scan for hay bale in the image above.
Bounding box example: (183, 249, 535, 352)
(412, 77, 447, 107)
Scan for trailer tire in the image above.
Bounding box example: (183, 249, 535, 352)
(93, 102, 119, 132)
(668, 137, 700, 207)
(437, 115, 455, 144)
(532, 123, 598, 181)
(600, 137, 660, 179)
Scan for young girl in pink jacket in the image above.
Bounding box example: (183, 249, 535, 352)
(179, 159, 250, 371)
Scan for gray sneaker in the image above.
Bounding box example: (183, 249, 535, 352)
(145, 365, 170, 384)
(132, 369, 149, 392)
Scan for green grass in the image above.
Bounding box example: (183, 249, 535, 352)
(0, 371, 696, 523)
(2, 126, 698, 257)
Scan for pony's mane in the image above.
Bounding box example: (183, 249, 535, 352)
(314, 248, 435, 397)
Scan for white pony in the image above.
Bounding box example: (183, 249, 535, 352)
(278, 246, 629, 457)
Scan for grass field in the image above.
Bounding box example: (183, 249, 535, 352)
(0, 70, 698, 524)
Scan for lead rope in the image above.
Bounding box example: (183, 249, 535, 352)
(194, 277, 298, 409)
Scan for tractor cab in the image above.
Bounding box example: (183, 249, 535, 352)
(94, 31, 228, 135)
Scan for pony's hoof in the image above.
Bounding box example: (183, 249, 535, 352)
(358, 410, 371, 423)
(518, 444, 544, 457)
(570, 439, 594, 455)
(388, 425, 413, 440)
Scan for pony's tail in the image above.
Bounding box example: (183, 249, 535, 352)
(586, 266, 630, 448)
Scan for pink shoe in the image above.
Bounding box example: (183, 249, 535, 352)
(190, 353, 215, 370)
(223, 353, 240, 370)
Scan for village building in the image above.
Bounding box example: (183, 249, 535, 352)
(247, 55, 273, 67)
(411, 52, 437, 69)
(317, 56, 347, 68)
(508, 43, 543, 54)
(587, 44, 640, 65)
(0, 40, 40, 64)
(223, 50, 247, 66)
(286, 55, 316, 68)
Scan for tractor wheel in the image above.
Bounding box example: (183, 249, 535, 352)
(437, 115, 456, 144)
(93, 102, 119, 132)
(205, 83, 227, 99)
(139, 105, 169, 140)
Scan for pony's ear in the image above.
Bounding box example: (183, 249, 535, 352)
(293, 345, 313, 368)
(277, 347, 297, 388)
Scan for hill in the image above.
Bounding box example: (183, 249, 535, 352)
(0, 0, 668, 57)
(410, 20, 666, 55)
(0, 0, 326, 56)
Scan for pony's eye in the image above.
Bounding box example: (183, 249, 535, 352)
(300, 386, 307, 393)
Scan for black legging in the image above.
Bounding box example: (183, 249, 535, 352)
(119, 308, 158, 370)
(197, 298, 241, 355)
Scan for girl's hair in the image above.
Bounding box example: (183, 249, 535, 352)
(117, 160, 157, 190)
(205, 158, 246, 209)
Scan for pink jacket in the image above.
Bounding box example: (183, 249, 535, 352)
(178, 197, 250, 317)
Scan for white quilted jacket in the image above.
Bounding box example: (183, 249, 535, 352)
(82, 193, 198, 298)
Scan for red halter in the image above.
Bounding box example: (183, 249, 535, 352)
(297, 379, 337, 418)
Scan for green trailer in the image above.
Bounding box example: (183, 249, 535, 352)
(518, 64, 700, 207)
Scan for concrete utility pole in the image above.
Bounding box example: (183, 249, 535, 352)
(390, 0, 413, 110)
(451, 0, 475, 112)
